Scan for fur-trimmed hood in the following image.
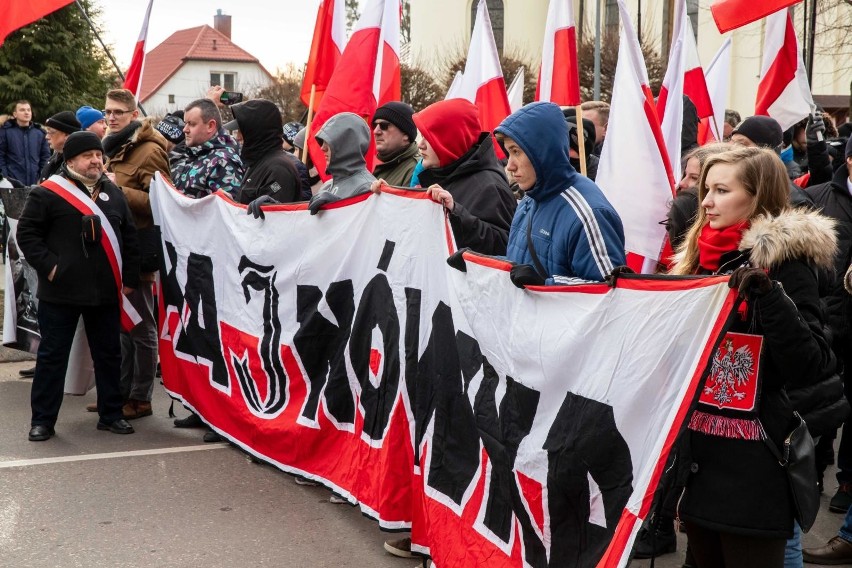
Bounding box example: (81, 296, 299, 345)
(739, 209, 837, 271)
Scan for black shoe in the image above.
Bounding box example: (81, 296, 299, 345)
(632, 520, 677, 559)
(19, 366, 35, 378)
(173, 413, 204, 428)
(203, 430, 223, 443)
(830, 483, 852, 513)
(28, 425, 54, 441)
(97, 419, 135, 434)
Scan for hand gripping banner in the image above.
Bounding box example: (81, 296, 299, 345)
(150, 173, 735, 567)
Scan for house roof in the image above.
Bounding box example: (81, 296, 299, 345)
(139, 25, 272, 103)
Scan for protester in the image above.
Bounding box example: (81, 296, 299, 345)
(564, 113, 599, 180)
(16, 131, 140, 441)
(723, 109, 741, 140)
(76, 106, 107, 139)
(409, 98, 516, 255)
(293, 126, 322, 192)
(806, 136, 852, 515)
(281, 120, 312, 199)
(230, 99, 300, 208)
(0, 100, 50, 185)
(102, 88, 171, 421)
(493, 101, 625, 285)
(372, 101, 420, 187)
(155, 112, 187, 154)
(671, 146, 836, 568)
(40, 111, 81, 182)
(282, 121, 303, 153)
(170, 98, 243, 199)
(581, 100, 609, 156)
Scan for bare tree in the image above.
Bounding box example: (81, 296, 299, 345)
(254, 65, 308, 122)
(401, 63, 443, 111)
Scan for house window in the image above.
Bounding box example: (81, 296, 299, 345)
(168, 94, 175, 104)
(470, 0, 503, 55)
(210, 72, 236, 91)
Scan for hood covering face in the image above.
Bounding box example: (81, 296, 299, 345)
(495, 101, 574, 198)
(231, 99, 283, 165)
(315, 112, 372, 178)
(413, 99, 482, 168)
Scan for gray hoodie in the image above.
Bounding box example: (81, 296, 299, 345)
(315, 112, 376, 199)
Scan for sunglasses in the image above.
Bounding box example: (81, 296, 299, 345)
(373, 121, 391, 131)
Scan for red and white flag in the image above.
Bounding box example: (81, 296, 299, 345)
(301, 0, 347, 109)
(535, 0, 580, 107)
(507, 67, 525, 112)
(596, 0, 675, 273)
(0, 0, 73, 48)
(710, 0, 802, 34)
(755, 9, 814, 131)
(307, 0, 401, 179)
(445, 71, 464, 100)
(454, 0, 512, 135)
(698, 37, 733, 144)
(123, 0, 154, 98)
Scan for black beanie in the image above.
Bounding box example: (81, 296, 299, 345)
(46, 111, 81, 135)
(731, 116, 783, 149)
(564, 113, 596, 158)
(63, 131, 103, 161)
(373, 101, 417, 143)
(846, 136, 852, 159)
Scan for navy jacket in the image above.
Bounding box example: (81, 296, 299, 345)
(0, 119, 50, 185)
(495, 102, 626, 283)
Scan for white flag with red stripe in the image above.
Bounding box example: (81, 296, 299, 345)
(454, 0, 512, 134)
(507, 67, 525, 112)
(755, 8, 814, 131)
(123, 0, 153, 98)
(445, 71, 464, 100)
(307, 0, 401, 180)
(535, 0, 581, 106)
(301, 0, 347, 108)
(699, 37, 733, 144)
(596, 0, 675, 271)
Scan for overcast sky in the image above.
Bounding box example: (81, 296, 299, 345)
(96, 0, 348, 73)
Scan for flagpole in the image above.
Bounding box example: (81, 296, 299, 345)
(593, 0, 601, 100)
(74, 0, 148, 116)
(303, 84, 317, 165)
(574, 106, 588, 177)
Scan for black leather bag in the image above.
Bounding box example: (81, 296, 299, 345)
(137, 225, 162, 273)
(762, 412, 820, 532)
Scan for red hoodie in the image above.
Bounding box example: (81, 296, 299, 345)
(413, 99, 482, 168)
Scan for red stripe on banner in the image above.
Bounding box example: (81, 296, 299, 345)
(598, 509, 641, 567)
(379, 184, 433, 199)
(755, 14, 799, 116)
(616, 274, 730, 291)
(463, 253, 513, 272)
(528, 283, 611, 294)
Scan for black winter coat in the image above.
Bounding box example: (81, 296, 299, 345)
(39, 152, 64, 183)
(418, 134, 516, 256)
(17, 168, 140, 306)
(679, 209, 839, 539)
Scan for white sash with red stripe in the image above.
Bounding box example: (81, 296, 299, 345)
(41, 175, 142, 331)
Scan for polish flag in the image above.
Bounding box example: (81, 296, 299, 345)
(445, 71, 464, 99)
(710, 0, 802, 34)
(507, 67, 525, 112)
(535, 0, 580, 107)
(595, 0, 675, 275)
(301, 0, 347, 109)
(698, 37, 732, 144)
(0, 0, 72, 48)
(454, 0, 512, 135)
(755, 9, 814, 131)
(307, 0, 401, 179)
(123, 0, 154, 98)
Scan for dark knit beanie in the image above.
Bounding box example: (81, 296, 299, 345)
(731, 116, 783, 149)
(46, 111, 81, 135)
(373, 101, 417, 143)
(63, 131, 103, 160)
(846, 135, 852, 159)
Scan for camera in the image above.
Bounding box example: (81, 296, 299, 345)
(219, 91, 244, 105)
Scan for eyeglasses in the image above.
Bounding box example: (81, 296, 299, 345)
(373, 121, 391, 131)
(102, 109, 131, 118)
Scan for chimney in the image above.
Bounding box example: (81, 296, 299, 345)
(213, 9, 231, 39)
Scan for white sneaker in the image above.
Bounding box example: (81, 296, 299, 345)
(294, 475, 320, 486)
(329, 494, 349, 504)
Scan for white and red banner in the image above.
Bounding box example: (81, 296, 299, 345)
(535, 0, 580, 107)
(123, 0, 153, 97)
(301, 0, 347, 109)
(150, 173, 735, 567)
(755, 8, 814, 131)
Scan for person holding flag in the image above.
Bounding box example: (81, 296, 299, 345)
(16, 131, 140, 442)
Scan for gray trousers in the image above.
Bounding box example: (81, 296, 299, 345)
(120, 284, 158, 402)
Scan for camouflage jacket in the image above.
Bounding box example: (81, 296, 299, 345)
(170, 130, 243, 199)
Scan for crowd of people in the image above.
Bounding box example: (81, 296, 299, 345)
(1, 86, 852, 568)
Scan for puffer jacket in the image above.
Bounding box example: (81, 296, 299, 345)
(678, 209, 840, 539)
(170, 129, 243, 199)
(312, 112, 376, 200)
(495, 102, 626, 283)
(0, 119, 50, 185)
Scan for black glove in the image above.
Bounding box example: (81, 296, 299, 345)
(247, 194, 278, 219)
(308, 191, 342, 215)
(446, 248, 471, 272)
(606, 265, 635, 287)
(806, 114, 826, 144)
(510, 264, 546, 288)
(728, 266, 773, 298)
